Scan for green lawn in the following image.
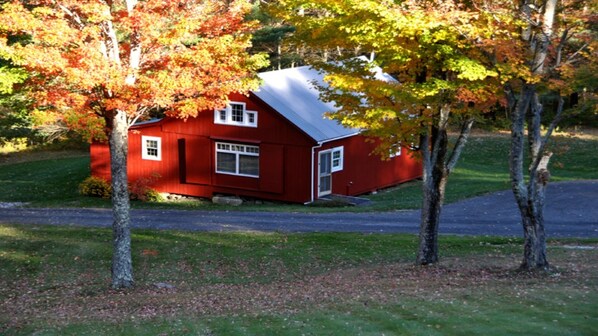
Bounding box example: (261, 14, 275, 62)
(1, 225, 597, 335)
(1, 132, 597, 211)
(1, 133, 597, 334)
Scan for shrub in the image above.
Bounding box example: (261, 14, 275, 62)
(142, 188, 164, 203)
(80, 174, 164, 202)
(129, 173, 163, 202)
(79, 176, 111, 199)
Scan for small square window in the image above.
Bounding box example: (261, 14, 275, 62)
(389, 144, 402, 158)
(247, 111, 256, 124)
(142, 136, 161, 161)
(231, 104, 244, 122)
(331, 146, 344, 172)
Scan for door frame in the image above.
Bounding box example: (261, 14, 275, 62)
(318, 150, 332, 197)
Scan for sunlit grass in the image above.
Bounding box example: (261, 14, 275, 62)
(0, 226, 26, 238)
(0, 138, 28, 154)
(0, 133, 596, 211)
(1, 224, 596, 335)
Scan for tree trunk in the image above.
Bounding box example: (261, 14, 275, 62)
(514, 168, 550, 270)
(520, 202, 549, 270)
(415, 108, 472, 265)
(508, 0, 559, 271)
(277, 41, 282, 70)
(416, 121, 449, 265)
(417, 164, 448, 265)
(509, 85, 551, 271)
(108, 109, 134, 288)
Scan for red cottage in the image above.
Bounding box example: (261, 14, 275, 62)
(90, 65, 422, 204)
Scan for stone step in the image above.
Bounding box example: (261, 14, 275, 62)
(319, 194, 372, 206)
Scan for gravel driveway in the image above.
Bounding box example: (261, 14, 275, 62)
(1, 180, 597, 238)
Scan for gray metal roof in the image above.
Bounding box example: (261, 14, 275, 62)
(134, 60, 394, 143)
(254, 65, 359, 143)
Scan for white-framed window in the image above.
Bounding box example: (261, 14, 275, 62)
(141, 136, 162, 161)
(389, 146, 402, 158)
(214, 102, 258, 127)
(215, 142, 259, 177)
(331, 146, 344, 172)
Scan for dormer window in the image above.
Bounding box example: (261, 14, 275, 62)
(214, 102, 258, 127)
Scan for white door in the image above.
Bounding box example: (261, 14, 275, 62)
(319, 151, 332, 196)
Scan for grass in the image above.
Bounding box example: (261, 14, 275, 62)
(1, 224, 597, 335)
(1, 131, 597, 334)
(0, 131, 597, 211)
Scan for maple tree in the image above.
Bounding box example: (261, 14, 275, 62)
(273, 0, 513, 264)
(0, 0, 267, 288)
(505, 0, 596, 270)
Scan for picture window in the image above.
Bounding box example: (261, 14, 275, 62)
(215, 142, 259, 177)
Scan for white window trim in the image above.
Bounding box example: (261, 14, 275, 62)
(215, 142, 260, 178)
(331, 146, 344, 172)
(214, 102, 258, 128)
(141, 135, 162, 161)
(389, 146, 402, 158)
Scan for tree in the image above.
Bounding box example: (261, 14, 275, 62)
(506, 0, 596, 270)
(273, 0, 511, 264)
(0, 43, 32, 146)
(0, 0, 267, 288)
(251, 1, 354, 70)
(248, 3, 299, 70)
(0, 66, 31, 145)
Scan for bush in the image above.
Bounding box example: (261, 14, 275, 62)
(142, 188, 164, 203)
(129, 173, 163, 202)
(79, 176, 111, 199)
(80, 173, 164, 202)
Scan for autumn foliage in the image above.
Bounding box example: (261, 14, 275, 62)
(272, 0, 526, 264)
(1, 0, 268, 288)
(0, 0, 268, 138)
(274, 0, 520, 153)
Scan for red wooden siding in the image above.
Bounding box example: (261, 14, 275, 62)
(183, 136, 211, 185)
(91, 93, 316, 203)
(90, 142, 110, 180)
(90, 93, 422, 203)
(259, 144, 285, 194)
(315, 135, 422, 197)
